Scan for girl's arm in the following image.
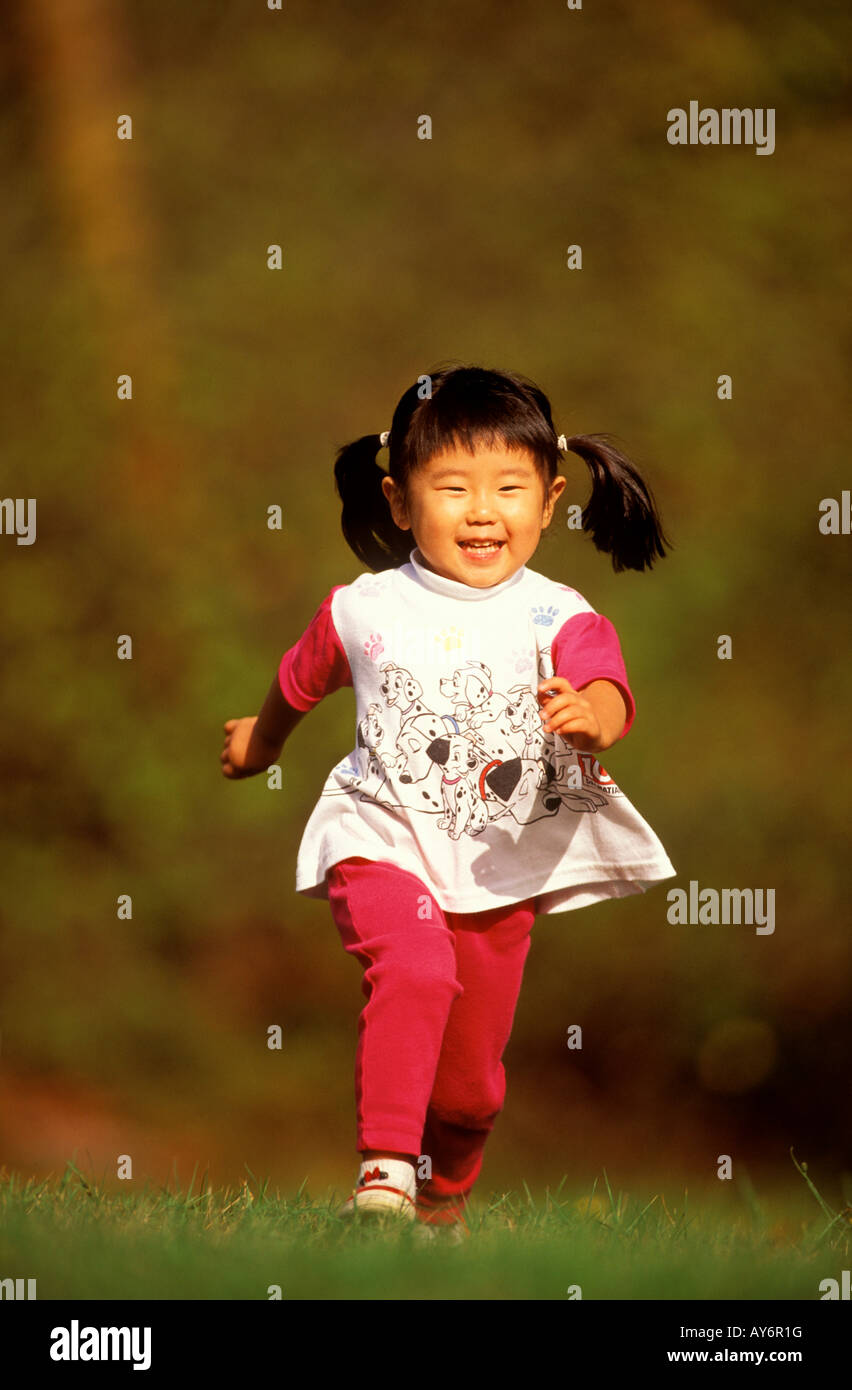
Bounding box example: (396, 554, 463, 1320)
(255, 674, 307, 750)
(547, 609, 636, 750)
(221, 679, 306, 779)
(222, 585, 352, 780)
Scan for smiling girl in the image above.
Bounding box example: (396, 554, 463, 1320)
(221, 363, 676, 1235)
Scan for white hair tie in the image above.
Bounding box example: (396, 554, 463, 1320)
(379, 431, 390, 446)
(557, 434, 567, 450)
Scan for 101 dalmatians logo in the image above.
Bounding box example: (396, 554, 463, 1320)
(574, 751, 620, 796)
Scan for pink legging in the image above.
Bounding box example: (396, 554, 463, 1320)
(327, 856, 536, 1203)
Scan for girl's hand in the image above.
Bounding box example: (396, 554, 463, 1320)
(537, 677, 603, 751)
(221, 716, 282, 779)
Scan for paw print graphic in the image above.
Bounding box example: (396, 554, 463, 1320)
(359, 577, 387, 598)
(512, 647, 535, 674)
(435, 626, 464, 653)
(531, 605, 560, 628)
(364, 633, 385, 660)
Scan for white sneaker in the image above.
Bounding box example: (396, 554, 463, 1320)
(337, 1159, 417, 1222)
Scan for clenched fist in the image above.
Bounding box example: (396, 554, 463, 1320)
(221, 716, 282, 779)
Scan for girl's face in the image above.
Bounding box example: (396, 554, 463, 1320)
(381, 443, 567, 587)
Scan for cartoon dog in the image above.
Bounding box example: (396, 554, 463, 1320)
(356, 702, 405, 775)
(504, 684, 551, 757)
(426, 732, 490, 839)
(392, 711, 457, 787)
(439, 661, 510, 739)
(378, 662, 431, 722)
(533, 754, 610, 814)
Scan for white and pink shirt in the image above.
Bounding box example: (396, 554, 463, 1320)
(278, 546, 675, 915)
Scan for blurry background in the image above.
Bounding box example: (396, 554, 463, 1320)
(1, 0, 849, 1206)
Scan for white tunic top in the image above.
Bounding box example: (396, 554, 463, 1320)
(279, 547, 676, 915)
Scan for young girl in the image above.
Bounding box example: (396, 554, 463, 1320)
(221, 364, 676, 1236)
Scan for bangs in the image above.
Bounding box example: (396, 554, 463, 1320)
(399, 366, 558, 474)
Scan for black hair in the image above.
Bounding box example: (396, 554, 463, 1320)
(333, 361, 670, 573)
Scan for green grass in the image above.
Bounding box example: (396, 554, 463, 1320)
(0, 1151, 848, 1300)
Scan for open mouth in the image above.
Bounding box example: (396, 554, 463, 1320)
(457, 540, 505, 557)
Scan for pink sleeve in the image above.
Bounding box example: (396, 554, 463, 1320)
(277, 585, 352, 711)
(550, 611, 636, 739)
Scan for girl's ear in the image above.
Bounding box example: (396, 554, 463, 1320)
(382, 475, 409, 530)
(542, 474, 568, 527)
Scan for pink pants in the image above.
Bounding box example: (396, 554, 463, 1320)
(327, 857, 536, 1203)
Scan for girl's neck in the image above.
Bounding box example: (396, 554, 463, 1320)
(407, 546, 529, 601)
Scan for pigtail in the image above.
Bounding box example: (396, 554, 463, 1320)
(333, 434, 412, 571)
(564, 433, 671, 572)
